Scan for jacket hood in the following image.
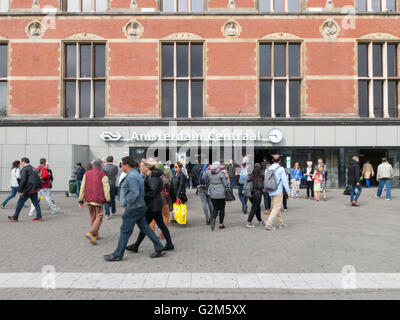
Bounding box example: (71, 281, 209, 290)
(151, 169, 163, 177)
(211, 167, 223, 175)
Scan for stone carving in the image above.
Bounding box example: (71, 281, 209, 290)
(130, 0, 138, 9)
(222, 20, 242, 38)
(325, 0, 334, 10)
(162, 33, 202, 40)
(359, 33, 399, 40)
(228, 0, 235, 9)
(320, 19, 340, 39)
(261, 32, 301, 40)
(124, 20, 143, 39)
(65, 33, 105, 41)
(27, 21, 42, 38)
(32, 0, 39, 8)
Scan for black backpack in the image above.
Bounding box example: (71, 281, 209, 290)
(31, 167, 43, 190)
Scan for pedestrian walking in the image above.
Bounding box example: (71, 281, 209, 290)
(226, 159, 237, 189)
(347, 156, 362, 207)
(74, 163, 85, 198)
(246, 163, 265, 228)
(1, 160, 21, 208)
(303, 161, 315, 199)
(170, 161, 187, 204)
(196, 162, 213, 225)
(312, 168, 323, 201)
(102, 156, 119, 219)
(29, 158, 58, 216)
(315, 158, 328, 201)
(126, 158, 174, 253)
(205, 161, 230, 231)
(376, 157, 394, 200)
(290, 162, 302, 199)
(362, 160, 374, 188)
(264, 154, 290, 231)
(103, 157, 165, 261)
(238, 157, 251, 214)
(8, 157, 43, 222)
(78, 159, 111, 245)
(263, 161, 271, 215)
(149, 163, 172, 238)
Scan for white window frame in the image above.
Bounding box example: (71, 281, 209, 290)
(258, 0, 301, 12)
(161, 0, 206, 12)
(359, 0, 397, 11)
(160, 41, 204, 118)
(0, 42, 8, 117)
(358, 41, 400, 118)
(66, 0, 109, 12)
(258, 41, 302, 118)
(0, 0, 10, 12)
(64, 41, 107, 119)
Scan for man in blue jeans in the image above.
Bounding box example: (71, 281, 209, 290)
(8, 157, 42, 222)
(347, 156, 362, 207)
(104, 156, 165, 261)
(376, 157, 394, 200)
(74, 163, 85, 198)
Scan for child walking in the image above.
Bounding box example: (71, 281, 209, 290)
(312, 168, 323, 201)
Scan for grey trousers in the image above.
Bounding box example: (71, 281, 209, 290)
(198, 188, 213, 221)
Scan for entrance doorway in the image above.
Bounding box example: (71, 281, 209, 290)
(359, 149, 387, 186)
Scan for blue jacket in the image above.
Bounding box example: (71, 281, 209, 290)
(267, 164, 291, 196)
(118, 168, 146, 210)
(290, 169, 302, 181)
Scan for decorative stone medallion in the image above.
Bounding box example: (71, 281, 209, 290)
(320, 19, 340, 39)
(26, 21, 43, 39)
(123, 20, 143, 39)
(221, 20, 242, 38)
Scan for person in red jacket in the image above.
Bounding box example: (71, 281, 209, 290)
(29, 158, 58, 216)
(78, 159, 111, 245)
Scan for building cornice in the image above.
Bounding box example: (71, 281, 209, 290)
(1, 118, 400, 127)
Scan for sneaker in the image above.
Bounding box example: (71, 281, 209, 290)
(351, 201, 360, 207)
(149, 251, 165, 258)
(246, 223, 255, 228)
(259, 220, 266, 226)
(219, 225, 225, 229)
(106, 216, 110, 220)
(51, 208, 59, 214)
(278, 224, 287, 229)
(28, 211, 35, 217)
(375, 195, 381, 199)
(265, 225, 276, 231)
(32, 218, 42, 222)
(1, 203, 5, 209)
(206, 220, 211, 225)
(22, 205, 28, 209)
(8, 216, 18, 222)
(385, 198, 391, 201)
(283, 209, 288, 212)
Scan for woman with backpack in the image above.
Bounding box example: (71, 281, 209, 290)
(1, 160, 21, 209)
(148, 163, 172, 239)
(205, 161, 230, 231)
(246, 163, 265, 228)
(196, 162, 213, 225)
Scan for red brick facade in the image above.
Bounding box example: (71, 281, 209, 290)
(1, 0, 399, 118)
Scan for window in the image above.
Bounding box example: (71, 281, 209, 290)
(259, 42, 302, 117)
(259, 0, 300, 12)
(357, 0, 396, 12)
(0, 44, 7, 117)
(358, 42, 400, 117)
(161, 42, 203, 118)
(0, 0, 9, 12)
(64, 42, 106, 118)
(66, 0, 108, 12)
(161, 0, 204, 12)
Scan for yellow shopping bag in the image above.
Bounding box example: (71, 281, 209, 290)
(172, 199, 187, 225)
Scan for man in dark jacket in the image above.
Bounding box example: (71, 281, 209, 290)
(102, 156, 119, 219)
(347, 156, 362, 207)
(8, 157, 42, 222)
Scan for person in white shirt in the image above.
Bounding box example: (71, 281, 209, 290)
(1, 161, 21, 208)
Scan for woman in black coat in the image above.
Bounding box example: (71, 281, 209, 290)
(246, 163, 265, 228)
(126, 158, 174, 252)
(170, 161, 187, 204)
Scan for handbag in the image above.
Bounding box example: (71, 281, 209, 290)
(225, 186, 236, 201)
(172, 199, 187, 225)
